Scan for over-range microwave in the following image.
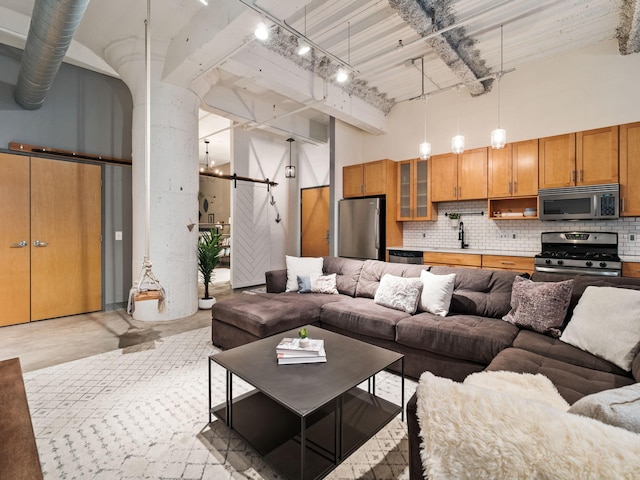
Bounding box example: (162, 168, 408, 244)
(538, 183, 619, 221)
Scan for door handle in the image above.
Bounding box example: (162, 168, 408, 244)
(33, 240, 49, 247)
(11, 240, 28, 248)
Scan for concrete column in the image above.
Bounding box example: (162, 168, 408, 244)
(106, 38, 200, 320)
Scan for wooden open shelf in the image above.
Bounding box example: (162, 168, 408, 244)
(488, 196, 538, 220)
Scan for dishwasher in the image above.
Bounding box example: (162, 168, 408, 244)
(389, 250, 423, 264)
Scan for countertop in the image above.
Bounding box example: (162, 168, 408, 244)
(388, 246, 640, 263)
(387, 246, 536, 258)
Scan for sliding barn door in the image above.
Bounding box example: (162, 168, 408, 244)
(30, 158, 102, 320)
(232, 182, 270, 288)
(0, 154, 31, 326)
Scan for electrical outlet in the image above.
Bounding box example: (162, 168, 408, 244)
(512, 233, 517, 239)
(422, 233, 426, 238)
(631, 233, 636, 242)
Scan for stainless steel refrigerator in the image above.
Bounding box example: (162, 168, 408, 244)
(338, 197, 386, 260)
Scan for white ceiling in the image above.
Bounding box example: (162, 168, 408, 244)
(1, 0, 637, 165)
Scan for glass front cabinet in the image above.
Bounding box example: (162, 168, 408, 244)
(397, 158, 433, 221)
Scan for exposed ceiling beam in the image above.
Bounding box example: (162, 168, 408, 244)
(618, 0, 640, 54)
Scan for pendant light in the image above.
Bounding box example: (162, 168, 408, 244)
(417, 58, 431, 160)
(336, 22, 351, 83)
(254, 22, 269, 41)
(285, 137, 296, 178)
(200, 139, 210, 172)
(491, 25, 507, 149)
(451, 85, 465, 154)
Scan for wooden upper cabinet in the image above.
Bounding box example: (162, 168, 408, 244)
(620, 122, 640, 216)
(539, 133, 576, 189)
(489, 140, 538, 198)
(488, 144, 512, 198)
(343, 164, 365, 198)
(397, 158, 433, 221)
(539, 128, 618, 190)
(363, 160, 387, 195)
(457, 147, 488, 200)
(431, 149, 488, 201)
(577, 126, 619, 185)
(343, 160, 389, 198)
(431, 153, 458, 202)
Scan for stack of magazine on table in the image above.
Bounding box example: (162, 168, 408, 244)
(276, 337, 326, 365)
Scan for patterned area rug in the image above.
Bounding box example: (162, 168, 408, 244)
(24, 327, 416, 479)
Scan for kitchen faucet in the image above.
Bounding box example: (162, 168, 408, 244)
(458, 221, 469, 249)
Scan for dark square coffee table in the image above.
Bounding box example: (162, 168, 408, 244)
(208, 325, 404, 480)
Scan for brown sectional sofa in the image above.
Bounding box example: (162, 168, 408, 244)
(210, 256, 640, 480)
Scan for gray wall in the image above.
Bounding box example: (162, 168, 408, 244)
(0, 45, 133, 309)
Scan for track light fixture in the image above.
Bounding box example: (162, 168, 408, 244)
(254, 22, 269, 41)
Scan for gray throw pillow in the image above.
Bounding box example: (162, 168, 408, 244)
(373, 273, 423, 314)
(569, 383, 640, 434)
(297, 275, 312, 293)
(502, 276, 574, 337)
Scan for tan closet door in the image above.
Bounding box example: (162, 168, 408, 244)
(30, 158, 102, 320)
(301, 186, 330, 257)
(0, 154, 31, 326)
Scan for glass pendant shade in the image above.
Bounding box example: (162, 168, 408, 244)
(336, 68, 349, 83)
(285, 165, 296, 178)
(297, 40, 310, 55)
(451, 134, 465, 154)
(491, 128, 507, 149)
(419, 141, 431, 160)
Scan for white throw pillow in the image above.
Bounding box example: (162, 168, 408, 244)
(285, 256, 323, 292)
(310, 273, 339, 294)
(560, 286, 640, 371)
(374, 274, 423, 314)
(418, 270, 456, 316)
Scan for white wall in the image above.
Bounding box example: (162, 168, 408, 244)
(351, 39, 640, 255)
(362, 39, 640, 161)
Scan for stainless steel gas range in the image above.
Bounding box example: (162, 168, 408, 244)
(534, 232, 621, 277)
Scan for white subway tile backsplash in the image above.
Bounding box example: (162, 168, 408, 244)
(402, 200, 640, 256)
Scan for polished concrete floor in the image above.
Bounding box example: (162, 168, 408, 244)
(0, 274, 246, 373)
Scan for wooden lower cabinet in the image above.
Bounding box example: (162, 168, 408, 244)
(0, 153, 102, 326)
(622, 262, 640, 278)
(482, 255, 534, 275)
(423, 252, 482, 268)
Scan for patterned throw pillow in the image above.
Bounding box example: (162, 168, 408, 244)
(311, 273, 339, 294)
(374, 274, 423, 314)
(502, 276, 574, 337)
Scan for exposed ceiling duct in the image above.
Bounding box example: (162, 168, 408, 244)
(388, 0, 492, 96)
(14, 0, 90, 110)
(618, 0, 640, 55)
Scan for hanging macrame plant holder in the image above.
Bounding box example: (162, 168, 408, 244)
(127, 0, 166, 315)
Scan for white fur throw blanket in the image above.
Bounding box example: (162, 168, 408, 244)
(416, 371, 640, 479)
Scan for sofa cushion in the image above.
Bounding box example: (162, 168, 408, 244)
(355, 260, 425, 298)
(569, 383, 640, 434)
(373, 274, 423, 314)
(320, 297, 410, 341)
(430, 266, 525, 319)
(418, 270, 456, 316)
(285, 255, 323, 292)
(395, 313, 520, 365)
(502, 276, 573, 337)
(531, 272, 640, 322)
(560, 286, 640, 371)
(211, 292, 346, 339)
(513, 330, 629, 376)
(322, 256, 365, 297)
(486, 347, 635, 404)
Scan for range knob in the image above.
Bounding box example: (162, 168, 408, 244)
(586, 261, 593, 267)
(557, 260, 564, 266)
(545, 259, 552, 265)
(600, 262, 607, 268)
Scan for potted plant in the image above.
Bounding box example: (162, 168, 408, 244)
(448, 212, 461, 228)
(198, 228, 224, 309)
(298, 327, 309, 347)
